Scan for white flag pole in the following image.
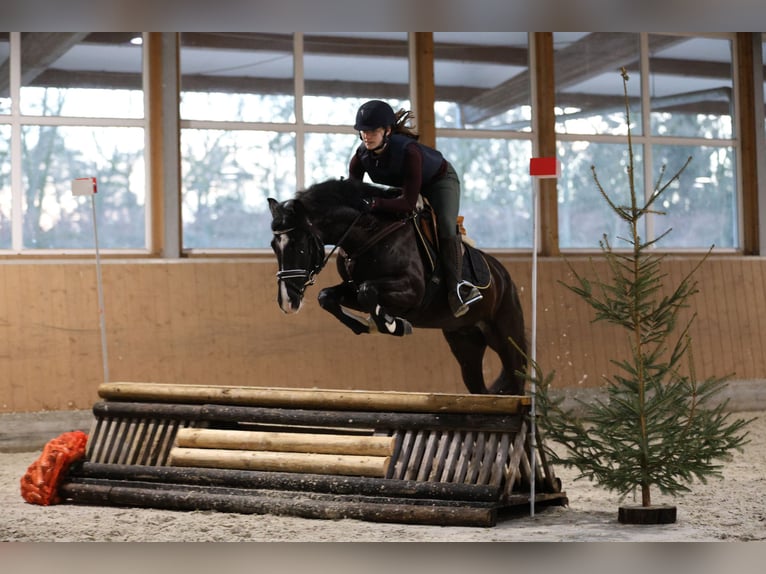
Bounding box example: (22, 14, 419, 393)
(529, 174, 539, 517)
(73, 178, 109, 383)
(528, 157, 558, 517)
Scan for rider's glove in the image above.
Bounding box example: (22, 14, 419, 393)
(362, 197, 378, 212)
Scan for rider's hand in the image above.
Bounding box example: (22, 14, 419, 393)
(362, 197, 378, 212)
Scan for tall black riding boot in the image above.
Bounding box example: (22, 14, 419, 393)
(441, 236, 482, 318)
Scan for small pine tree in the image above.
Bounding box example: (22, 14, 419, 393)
(535, 68, 752, 510)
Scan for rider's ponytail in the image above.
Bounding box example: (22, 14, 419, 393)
(393, 109, 419, 140)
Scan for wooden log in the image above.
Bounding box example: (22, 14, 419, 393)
(59, 481, 497, 527)
(403, 430, 428, 481)
(168, 447, 390, 478)
(453, 430, 475, 483)
(391, 429, 415, 480)
(98, 382, 530, 414)
(93, 400, 205, 421)
(441, 431, 464, 482)
(91, 400, 525, 433)
(465, 431, 488, 485)
(136, 419, 167, 466)
(123, 419, 149, 465)
(499, 492, 570, 517)
(618, 505, 677, 524)
(416, 431, 441, 482)
(174, 428, 395, 456)
(67, 476, 495, 510)
(504, 420, 528, 498)
(530, 423, 562, 493)
(71, 462, 502, 502)
(489, 433, 512, 487)
(476, 432, 499, 485)
(427, 431, 451, 481)
(201, 404, 525, 433)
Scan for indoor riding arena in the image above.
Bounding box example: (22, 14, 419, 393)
(1, 32, 766, 546)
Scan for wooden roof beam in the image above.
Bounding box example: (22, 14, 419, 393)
(0, 32, 88, 97)
(461, 33, 686, 125)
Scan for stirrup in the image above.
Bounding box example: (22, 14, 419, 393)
(456, 280, 483, 306)
(450, 281, 482, 318)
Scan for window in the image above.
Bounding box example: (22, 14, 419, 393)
(303, 33, 410, 185)
(433, 32, 533, 249)
(0, 32, 147, 253)
(554, 33, 738, 251)
(179, 33, 295, 250)
(0, 123, 9, 249)
(179, 32, 410, 251)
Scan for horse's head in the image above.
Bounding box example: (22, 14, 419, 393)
(268, 197, 325, 314)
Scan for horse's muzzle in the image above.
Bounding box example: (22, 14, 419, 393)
(278, 280, 304, 314)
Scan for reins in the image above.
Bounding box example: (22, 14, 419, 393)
(275, 208, 415, 291)
(341, 214, 412, 261)
(320, 212, 363, 270)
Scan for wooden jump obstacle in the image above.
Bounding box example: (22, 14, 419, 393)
(60, 382, 568, 527)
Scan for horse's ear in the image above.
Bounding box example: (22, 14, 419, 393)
(267, 197, 280, 217)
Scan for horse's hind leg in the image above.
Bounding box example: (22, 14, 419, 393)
(442, 327, 489, 394)
(483, 314, 527, 395)
(482, 326, 527, 395)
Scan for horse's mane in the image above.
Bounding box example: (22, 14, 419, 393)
(295, 178, 378, 215)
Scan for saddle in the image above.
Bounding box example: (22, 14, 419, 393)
(341, 198, 491, 309)
(412, 199, 491, 290)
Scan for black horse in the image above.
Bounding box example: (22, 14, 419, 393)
(267, 178, 527, 395)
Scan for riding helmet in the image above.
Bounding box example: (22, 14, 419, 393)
(354, 100, 395, 131)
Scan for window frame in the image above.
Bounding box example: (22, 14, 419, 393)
(553, 32, 742, 254)
(1, 32, 762, 259)
(0, 32, 151, 257)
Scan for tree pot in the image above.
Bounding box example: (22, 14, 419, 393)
(618, 504, 677, 524)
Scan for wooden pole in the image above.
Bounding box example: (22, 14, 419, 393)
(533, 32, 559, 256)
(175, 428, 395, 456)
(59, 482, 497, 527)
(91, 400, 526, 433)
(168, 447, 391, 478)
(73, 462, 502, 502)
(412, 32, 436, 148)
(736, 33, 761, 255)
(98, 382, 530, 414)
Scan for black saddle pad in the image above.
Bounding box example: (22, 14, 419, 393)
(462, 243, 491, 289)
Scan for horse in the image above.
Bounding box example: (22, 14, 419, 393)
(267, 178, 527, 395)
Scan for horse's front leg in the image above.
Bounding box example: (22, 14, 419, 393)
(357, 282, 412, 337)
(317, 283, 372, 335)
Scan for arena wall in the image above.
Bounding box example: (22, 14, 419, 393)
(1, 255, 764, 413)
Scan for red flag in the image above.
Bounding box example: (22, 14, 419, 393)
(529, 157, 560, 178)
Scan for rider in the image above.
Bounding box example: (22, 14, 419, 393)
(348, 99, 482, 318)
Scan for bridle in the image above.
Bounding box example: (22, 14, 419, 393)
(273, 226, 325, 294)
(273, 213, 363, 294)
